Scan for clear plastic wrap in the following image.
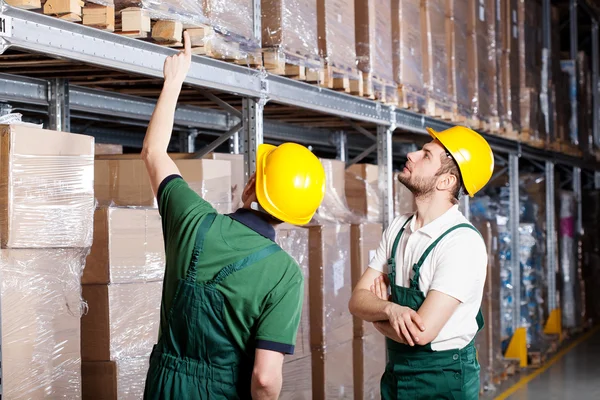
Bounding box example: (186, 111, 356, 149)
(577, 52, 593, 154)
(307, 223, 353, 399)
(82, 356, 149, 400)
(81, 281, 162, 361)
(84, 207, 165, 284)
(275, 224, 312, 398)
(559, 190, 578, 329)
(350, 223, 385, 399)
(94, 158, 232, 214)
(421, 0, 452, 106)
(473, 0, 499, 128)
(275, 224, 310, 360)
(114, 0, 256, 61)
(345, 163, 381, 223)
(451, 0, 476, 118)
(317, 0, 356, 73)
(355, 0, 395, 92)
(393, 175, 416, 217)
(314, 159, 360, 224)
(261, 0, 320, 69)
(518, 223, 544, 347)
(507, 0, 521, 130)
(392, 0, 427, 110)
(1, 248, 87, 399)
(1, 124, 95, 248)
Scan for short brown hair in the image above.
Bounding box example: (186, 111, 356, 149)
(436, 152, 463, 202)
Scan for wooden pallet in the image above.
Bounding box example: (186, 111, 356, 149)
(262, 49, 322, 81)
(504, 358, 521, 376)
(397, 85, 427, 113)
(425, 97, 454, 121)
(360, 72, 398, 105)
(499, 121, 519, 141)
(522, 130, 546, 149)
(477, 117, 501, 135)
(317, 63, 363, 96)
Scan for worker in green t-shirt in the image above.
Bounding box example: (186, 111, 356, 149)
(141, 32, 326, 400)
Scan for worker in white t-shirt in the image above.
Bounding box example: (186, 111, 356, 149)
(349, 125, 494, 400)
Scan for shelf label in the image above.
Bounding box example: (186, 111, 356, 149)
(0, 15, 12, 38)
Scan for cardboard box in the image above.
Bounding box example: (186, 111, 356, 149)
(261, 0, 319, 63)
(82, 357, 149, 400)
(1, 248, 84, 399)
(317, 0, 356, 71)
(421, 0, 453, 104)
(355, 0, 394, 83)
(307, 223, 353, 399)
(353, 333, 386, 400)
(315, 159, 355, 223)
(350, 223, 382, 338)
(345, 163, 380, 223)
(275, 224, 311, 360)
(393, 174, 416, 217)
(450, 0, 476, 117)
(468, 0, 498, 124)
(84, 207, 165, 285)
(94, 158, 231, 213)
(350, 223, 385, 399)
(280, 355, 313, 400)
(81, 282, 162, 361)
(0, 124, 95, 248)
(95, 143, 123, 155)
(392, 0, 426, 109)
(204, 152, 245, 211)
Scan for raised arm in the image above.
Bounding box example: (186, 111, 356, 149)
(142, 31, 192, 197)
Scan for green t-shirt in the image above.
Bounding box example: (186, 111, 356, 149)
(157, 176, 303, 355)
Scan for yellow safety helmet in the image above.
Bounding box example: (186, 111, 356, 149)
(255, 143, 326, 225)
(426, 126, 494, 197)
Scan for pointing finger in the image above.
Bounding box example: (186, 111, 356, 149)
(183, 30, 192, 57)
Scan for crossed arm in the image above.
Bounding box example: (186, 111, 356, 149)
(348, 267, 461, 346)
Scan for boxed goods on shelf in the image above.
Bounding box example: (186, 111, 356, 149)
(355, 0, 397, 102)
(468, 0, 499, 132)
(317, 0, 360, 91)
(392, 0, 427, 111)
(450, 0, 476, 121)
(315, 158, 358, 224)
(114, 0, 258, 63)
(421, 0, 453, 118)
(203, 152, 245, 211)
(497, 0, 520, 136)
(275, 224, 312, 399)
(350, 223, 385, 400)
(393, 173, 416, 217)
(582, 191, 600, 324)
(0, 124, 95, 399)
(261, 0, 321, 75)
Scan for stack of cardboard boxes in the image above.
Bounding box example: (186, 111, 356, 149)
(0, 124, 95, 398)
(81, 154, 235, 398)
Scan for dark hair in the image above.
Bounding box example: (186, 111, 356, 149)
(436, 152, 463, 202)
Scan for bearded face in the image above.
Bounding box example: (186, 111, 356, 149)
(397, 171, 438, 198)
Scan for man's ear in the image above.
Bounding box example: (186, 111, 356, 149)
(436, 173, 458, 192)
(242, 173, 257, 202)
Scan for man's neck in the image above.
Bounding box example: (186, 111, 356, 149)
(413, 195, 454, 231)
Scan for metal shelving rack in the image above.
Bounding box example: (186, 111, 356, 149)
(0, 0, 600, 357)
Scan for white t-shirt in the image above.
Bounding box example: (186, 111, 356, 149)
(369, 205, 488, 351)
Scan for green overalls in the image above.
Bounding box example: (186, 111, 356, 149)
(143, 213, 282, 399)
(381, 216, 484, 400)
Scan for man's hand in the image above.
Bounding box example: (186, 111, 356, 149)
(163, 31, 192, 87)
(373, 321, 406, 344)
(384, 303, 425, 346)
(370, 275, 390, 301)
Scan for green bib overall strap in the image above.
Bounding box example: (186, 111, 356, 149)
(185, 213, 217, 282)
(388, 215, 414, 279)
(409, 223, 482, 291)
(205, 243, 282, 287)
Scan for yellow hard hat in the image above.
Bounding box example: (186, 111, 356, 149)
(255, 143, 326, 225)
(426, 126, 494, 197)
